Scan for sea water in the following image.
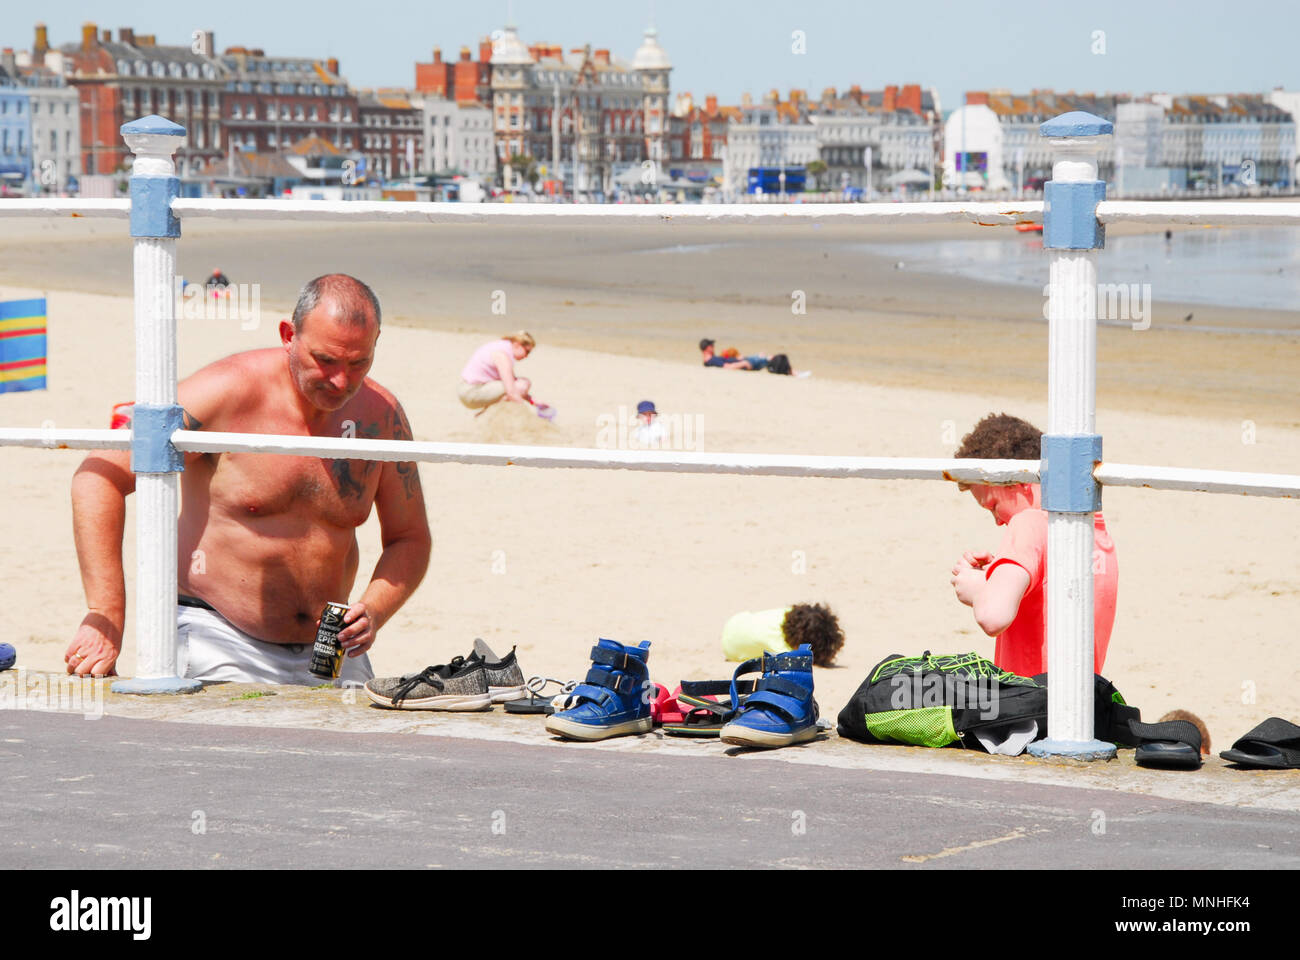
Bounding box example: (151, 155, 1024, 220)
(859, 227, 1300, 314)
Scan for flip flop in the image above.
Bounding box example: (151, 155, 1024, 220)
(650, 683, 686, 726)
(1128, 718, 1202, 770)
(1220, 718, 1300, 769)
(661, 678, 756, 738)
(504, 676, 577, 715)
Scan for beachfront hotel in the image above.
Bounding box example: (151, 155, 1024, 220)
(946, 89, 1298, 194)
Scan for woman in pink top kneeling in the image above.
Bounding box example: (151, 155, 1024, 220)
(457, 331, 536, 411)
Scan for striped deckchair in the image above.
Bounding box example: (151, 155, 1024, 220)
(0, 297, 47, 393)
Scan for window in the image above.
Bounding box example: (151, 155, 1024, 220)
(152, 61, 165, 77)
(51, 130, 57, 152)
(295, 105, 305, 121)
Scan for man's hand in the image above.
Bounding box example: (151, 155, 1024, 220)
(65, 612, 122, 677)
(962, 550, 994, 570)
(336, 601, 377, 658)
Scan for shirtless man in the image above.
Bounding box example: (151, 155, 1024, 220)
(66, 274, 431, 684)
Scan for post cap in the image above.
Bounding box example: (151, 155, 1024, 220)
(120, 114, 186, 138)
(1039, 111, 1113, 138)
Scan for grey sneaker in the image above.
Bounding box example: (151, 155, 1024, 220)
(472, 639, 528, 703)
(364, 656, 491, 711)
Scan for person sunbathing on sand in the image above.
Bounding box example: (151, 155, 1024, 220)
(699, 338, 803, 376)
(67, 274, 431, 684)
(948, 413, 1118, 678)
(458, 331, 536, 412)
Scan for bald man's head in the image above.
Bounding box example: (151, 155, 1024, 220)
(291, 274, 381, 334)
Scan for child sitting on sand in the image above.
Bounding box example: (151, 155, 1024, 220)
(948, 413, 1118, 678)
(721, 603, 845, 667)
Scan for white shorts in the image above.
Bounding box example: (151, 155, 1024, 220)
(177, 604, 374, 686)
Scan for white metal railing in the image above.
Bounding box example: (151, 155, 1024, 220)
(4, 428, 1297, 497)
(1, 113, 1297, 759)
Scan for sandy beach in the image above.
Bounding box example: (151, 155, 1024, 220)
(1, 215, 1297, 753)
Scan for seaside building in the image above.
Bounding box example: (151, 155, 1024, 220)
(959, 88, 1297, 193)
(219, 45, 357, 158)
(1153, 93, 1295, 188)
(722, 85, 941, 197)
(664, 93, 735, 185)
(42, 24, 227, 177)
(722, 91, 818, 197)
(491, 24, 671, 195)
(415, 94, 494, 180)
(809, 84, 939, 193)
(414, 43, 493, 105)
(9, 43, 81, 195)
(357, 89, 423, 179)
(0, 63, 32, 194)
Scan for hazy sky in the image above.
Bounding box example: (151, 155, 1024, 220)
(17, 0, 1299, 114)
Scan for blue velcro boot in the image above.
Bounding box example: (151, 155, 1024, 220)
(545, 639, 653, 741)
(719, 644, 819, 748)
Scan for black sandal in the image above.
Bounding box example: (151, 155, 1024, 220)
(662, 677, 756, 738)
(504, 676, 577, 715)
(1220, 718, 1300, 769)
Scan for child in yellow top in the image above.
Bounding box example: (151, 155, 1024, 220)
(720, 603, 844, 667)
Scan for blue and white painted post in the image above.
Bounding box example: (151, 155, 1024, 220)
(111, 116, 201, 695)
(1028, 111, 1113, 759)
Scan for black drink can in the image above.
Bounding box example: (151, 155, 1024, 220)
(309, 602, 349, 680)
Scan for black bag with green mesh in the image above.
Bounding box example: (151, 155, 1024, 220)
(836, 651, 1140, 750)
(836, 652, 1047, 749)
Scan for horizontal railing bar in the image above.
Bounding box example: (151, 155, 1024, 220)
(0, 198, 132, 218)
(4, 198, 1296, 229)
(0, 427, 131, 450)
(1097, 200, 1300, 225)
(170, 198, 1044, 226)
(1095, 462, 1300, 498)
(3, 428, 1297, 497)
(173, 431, 1042, 482)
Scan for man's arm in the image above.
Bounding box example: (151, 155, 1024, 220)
(338, 401, 432, 657)
(66, 366, 224, 676)
(67, 451, 134, 676)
